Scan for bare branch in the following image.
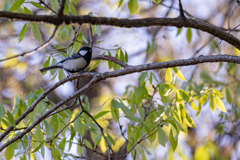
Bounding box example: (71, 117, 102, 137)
(0, 12, 240, 49)
(88, 24, 93, 48)
(0, 25, 59, 63)
(52, 111, 83, 141)
(178, 0, 185, 17)
(92, 55, 129, 68)
(57, 0, 66, 17)
(39, 0, 56, 14)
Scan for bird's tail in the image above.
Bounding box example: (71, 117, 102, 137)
(39, 65, 62, 73)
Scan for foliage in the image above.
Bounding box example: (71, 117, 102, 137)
(0, 0, 240, 160)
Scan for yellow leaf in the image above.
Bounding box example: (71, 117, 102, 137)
(215, 96, 227, 112)
(100, 136, 107, 153)
(190, 101, 198, 111)
(165, 68, 172, 84)
(209, 94, 217, 113)
(173, 67, 186, 81)
(234, 47, 240, 56)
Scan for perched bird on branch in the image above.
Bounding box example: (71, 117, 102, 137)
(40, 46, 92, 73)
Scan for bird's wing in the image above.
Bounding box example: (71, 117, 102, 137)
(58, 53, 82, 63)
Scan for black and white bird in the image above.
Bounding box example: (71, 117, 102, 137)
(40, 46, 92, 73)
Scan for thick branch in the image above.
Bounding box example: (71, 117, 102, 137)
(0, 12, 240, 49)
(1, 54, 240, 150)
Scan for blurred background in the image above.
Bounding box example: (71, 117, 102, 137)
(1, 0, 240, 159)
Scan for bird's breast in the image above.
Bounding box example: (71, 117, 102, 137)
(62, 58, 87, 71)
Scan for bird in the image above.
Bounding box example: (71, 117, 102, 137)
(40, 46, 92, 74)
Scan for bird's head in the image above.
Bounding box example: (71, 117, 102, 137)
(78, 46, 92, 56)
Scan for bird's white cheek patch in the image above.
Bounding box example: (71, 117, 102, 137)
(79, 50, 88, 56)
(63, 58, 87, 71)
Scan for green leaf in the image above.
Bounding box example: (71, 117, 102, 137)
(35, 125, 43, 141)
(3, 0, 11, 11)
(58, 69, 65, 81)
(89, 60, 101, 71)
(154, 0, 162, 3)
(108, 51, 113, 69)
(111, 106, 119, 122)
(209, 93, 217, 113)
(165, 68, 172, 84)
(95, 25, 102, 36)
(19, 23, 28, 43)
(93, 111, 110, 120)
(30, 1, 45, 9)
(44, 120, 52, 138)
(111, 99, 122, 108)
(118, 0, 124, 8)
(169, 128, 178, 151)
(135, 127, 141, 141)
(74, 116, 84, 134)
(172, 67, 186, 81)
(0, 102, 6, 117)
(32, 23, 41, 42)
(119, 50, 125, 62)
(83, 139, 93, 149)
(215, 96, 226, 112)
(23, 7, 33, 14)
(128, 0, 139, 15)
(125, 51, 128, 62)
(176, 28, 182, 36)
(186, 27, 192, 43)
(9, 0, 25, 11)
(5, 143, 14, 160)
(138, 72, 147, 82)
(7, 111, 15, 127)
(226, 87, 232, 104)
(32, 141, 44, 153)
(70, 2, 77, 14)
(158, 126, 167, 147)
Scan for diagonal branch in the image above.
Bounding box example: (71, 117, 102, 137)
(0, 25, 59, 63)
(1, 54, 240, 150)
(178, 0, 185, 17)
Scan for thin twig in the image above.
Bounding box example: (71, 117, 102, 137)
(178, 0, 185, 17)
(51, 111, 83, 140)
(216, 23, 240, 47)
(88, 24, 93, 48)
(92, 55, 129, 68)
(0, 25, 59, 63)
(39, 0, 56, 14)
(57, 0, 66, 17)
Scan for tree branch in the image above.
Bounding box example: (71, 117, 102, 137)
(88, 24, 93, 48)
(57, 0, 66, 17)
(0, 25, 59, 63)
(0, 12, 239, 49)
(178, 0, 185, 17)
(1, 54, 240, 150)
(91, 55, 129, 68)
